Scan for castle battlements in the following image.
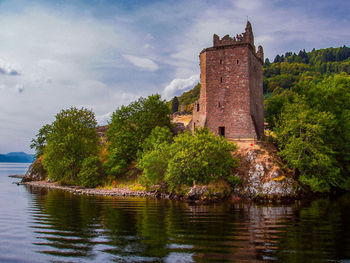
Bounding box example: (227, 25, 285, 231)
(209, 21, 264, 63)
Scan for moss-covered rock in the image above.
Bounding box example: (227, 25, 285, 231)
(22, 156, 47, 182)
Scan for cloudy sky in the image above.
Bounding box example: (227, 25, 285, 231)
(0, 0, 349, 154)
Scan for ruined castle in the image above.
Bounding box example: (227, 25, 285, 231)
(191, 22, 264, 139)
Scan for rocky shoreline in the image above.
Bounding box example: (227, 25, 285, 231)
(24, 181, 164, 198)
(23, 181, 233, 204)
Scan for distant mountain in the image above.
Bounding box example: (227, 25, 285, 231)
(0, 152, 34, 163)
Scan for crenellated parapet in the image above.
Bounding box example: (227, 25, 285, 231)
(211, 21, 264, 63)
(213, 21, 255, 50)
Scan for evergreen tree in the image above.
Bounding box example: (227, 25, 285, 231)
(171, 96, 179, 113)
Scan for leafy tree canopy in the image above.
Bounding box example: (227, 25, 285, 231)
(42, 107, 99, 183)
(105, 94, 171, 176)
(30, 124, 52, 159)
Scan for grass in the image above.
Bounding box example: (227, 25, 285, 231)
(99, 177, 146, 191)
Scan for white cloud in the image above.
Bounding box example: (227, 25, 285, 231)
(122, 54, 159, 71)
(162, 74, 199, 100)
(0, 6, 150, 153)
(0, 59, 21, 76)
(96, 112, 112, 125)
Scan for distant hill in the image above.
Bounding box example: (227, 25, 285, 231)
(168, 83, 200, 113)
(0, 152, 34, 163)
(264, 46, 350, 93)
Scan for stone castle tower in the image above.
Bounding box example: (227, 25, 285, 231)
(191, 21, 264, 139)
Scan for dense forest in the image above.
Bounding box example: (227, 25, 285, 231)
(170, 46, 350, 192)
(264, 46, 350, 93)
(264, 46, 350, 192)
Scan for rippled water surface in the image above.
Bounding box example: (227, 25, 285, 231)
(1, 163, 350, 262)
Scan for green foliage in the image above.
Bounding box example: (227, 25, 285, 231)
(171, 96, 179, 113)
(137, 127, 238, 191)
(42, 107, 99, 184)
(137, 126, 173, 187)
(105, 94, 171, 177)
(274, 96, 341, 192)
(140, 126, 173, 154)
(138, 144, 170, 187)
(30, 124, 52, 158)
(270, 74, 350, 192)
(226, 174, 241, 186)
(78, 156, 101, 188)
(264, 46, 350, 94)
(265, 46, 350, 192)
(165, 129, 238, 191)
(264, 88, 294, 128)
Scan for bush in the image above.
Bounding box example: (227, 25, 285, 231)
(78, 156, 101, 188)
(164, 129, 238, 191)
(138, 145, 170, 187)
(137, 126, 173, 187)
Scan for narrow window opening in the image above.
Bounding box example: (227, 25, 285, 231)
(220, 77, 223, 83)
(218, 101, 221, 107)
(197, 103, 200, 112)
(194, 123, 196, 130)
(220, 59, 222, 64)
(237, 59, 239, 65)
(219, 126, 225, 137)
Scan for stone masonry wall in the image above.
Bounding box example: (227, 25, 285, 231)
(248, 48, 264, 137)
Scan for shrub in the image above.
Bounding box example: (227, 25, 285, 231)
(164, 129, 238, 191)
(138, 145, 170, 187)
(137, 126, 173, 187)
(78, 156, 101, 188)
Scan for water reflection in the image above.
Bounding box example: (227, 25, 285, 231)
(24, 185, 350, 262)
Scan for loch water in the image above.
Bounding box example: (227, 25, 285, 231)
(1, 163, 350, 263)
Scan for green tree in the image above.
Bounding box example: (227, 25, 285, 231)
(171, 96, 179, 113)
(165, 129, 238, 191)
(264, 88, 294, 128)
(105, 94, 171, 176)
(274, 96, 342, 192)
(299, 74, 350, 176)
(30, 124, 52, 158)
(139, 126, 173, 154)
(43, 107, 99, 183)
(137, 126, 173, 187)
